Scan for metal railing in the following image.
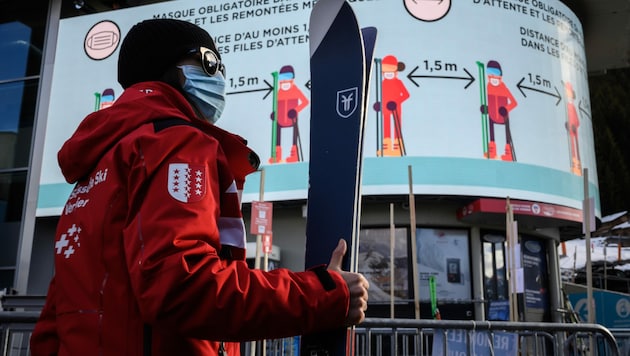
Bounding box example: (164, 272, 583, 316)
(240, 318, 621, 356)
(0, 312, 38, 356)
(354, 318, 619, 355)
(0, 312, 622, 356)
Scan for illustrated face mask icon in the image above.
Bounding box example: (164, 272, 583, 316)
(404, 0, 452, 22)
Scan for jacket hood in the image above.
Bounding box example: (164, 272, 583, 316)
(58, 81, 258, 184)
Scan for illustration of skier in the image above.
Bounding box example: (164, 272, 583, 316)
(268, 65, 309, 164)
(373, 55, 410, 157)
(94, 88, 116, 111)
(564, 81, 581, 175)
(479, 60, 518, 161)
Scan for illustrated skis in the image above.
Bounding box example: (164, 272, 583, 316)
(302, 0, 376, 354)
(476, 61, 489, 158)
(270, 71, 279, 162)
(374, 58, 383, 156)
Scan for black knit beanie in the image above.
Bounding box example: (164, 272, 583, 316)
(117, 19, 219, 88)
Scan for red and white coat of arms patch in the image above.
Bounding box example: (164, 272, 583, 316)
(168, 163, 206, 203)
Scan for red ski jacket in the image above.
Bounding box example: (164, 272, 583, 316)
(30, 82, 349, 356)
(486, 81, 517, 124)
(276, 84, 309, 127)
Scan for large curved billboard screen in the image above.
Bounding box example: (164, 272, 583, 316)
(38, 0, 599, 216)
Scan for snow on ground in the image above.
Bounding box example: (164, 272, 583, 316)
(559, 211, 630, 273)
(560, 237, 630, 271)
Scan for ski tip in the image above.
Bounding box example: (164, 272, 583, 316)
(361, 26, 377, 37)
(361, 26, 378, 57)
(309, 0, 356, 58)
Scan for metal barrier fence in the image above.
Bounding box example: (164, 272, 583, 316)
(609, 329, 630, 356)
(0, 312, 38, 356)
(241, 318, 621, 356)
(0, 313, 622, 356)
(354, 318, 620, 356)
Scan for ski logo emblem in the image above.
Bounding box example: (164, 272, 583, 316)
(167, 163, 206, 203)
(336, 87, 358, 118)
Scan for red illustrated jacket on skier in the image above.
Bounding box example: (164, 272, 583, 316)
(276, 85, 309, 128)
(566, 102, 579, 133)
(30, 81, 350, 356)
(381, 76, 410, 111)
(486, 81, 517, 124)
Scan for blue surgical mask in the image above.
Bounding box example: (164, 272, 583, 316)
(178, 65, 226, 123)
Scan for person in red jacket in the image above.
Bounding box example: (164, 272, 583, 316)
(30, 19, 368, 356)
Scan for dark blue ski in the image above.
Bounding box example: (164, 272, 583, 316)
(302, 0, 376, 354)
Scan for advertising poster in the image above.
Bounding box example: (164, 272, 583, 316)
(38, 0, 599, 216)
(358, 227, 409, 302)
(522, 237, 549, 310)
(417, 228, 471, 301)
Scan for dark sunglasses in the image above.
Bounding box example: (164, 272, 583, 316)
(188, 47, 225, 77)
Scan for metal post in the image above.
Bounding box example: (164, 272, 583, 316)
(583, 168, 594, 324)
(408, 165, 420, 319)
(389, 203, 395, 319)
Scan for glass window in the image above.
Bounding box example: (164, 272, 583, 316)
(416, 228, 471, 301)
(1, 1, 48, 291)
(483, 232, 510, 320)
(0, 269, 16, 291)
(0, 171, 27, 223)
(522, 236, 549, 311)
(1, 21, 33, 80)
(358, 227, 409, 302)
(0, 170, 26, 291)
(0, 78, 39, 169)
(0, 16, 45, 79)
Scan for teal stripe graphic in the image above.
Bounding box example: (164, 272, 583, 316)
(38, 157, 600, 214)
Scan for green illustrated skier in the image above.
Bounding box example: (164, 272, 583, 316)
(373, 55, 410, 157)
(268, 65, 309, 164)
(563, 81, 582, 176)
(479, 60, 518, 161)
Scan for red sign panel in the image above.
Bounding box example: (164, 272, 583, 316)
(457, 198, 583, 223)
(250, 201, 273, 236)
(262, 235, 273, 254)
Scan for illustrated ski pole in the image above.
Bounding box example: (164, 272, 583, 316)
(476, 61, 489, 158)
(270, 71, 279, 162)
(391, 104, 406, 156)
(505, 115, 517, 161)
(374, 58, 383, 156)
(294, 119, 303, 161)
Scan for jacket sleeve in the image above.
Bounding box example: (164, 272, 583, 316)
(30, 277, 59, 356)
(123, 125, 349, 341)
